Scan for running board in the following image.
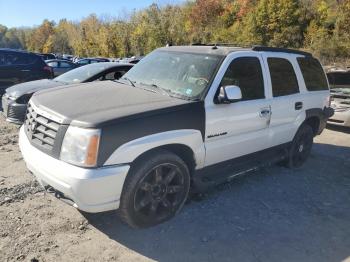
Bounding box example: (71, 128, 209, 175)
(192, 143, 290, 192)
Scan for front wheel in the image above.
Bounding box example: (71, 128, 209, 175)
(286, 124, 314, 168)
(118, 150, 190, 228)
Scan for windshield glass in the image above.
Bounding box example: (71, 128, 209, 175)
(122, 50, 222, 99)
(54, 63, 111, 83)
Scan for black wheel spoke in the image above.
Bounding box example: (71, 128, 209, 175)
(164, 169, 177, 185)
(150, 200, 160, 215)
(161, 197, 171, 209)
(140, 182, 152, 192)
(155, 167, 163, 183)
(167, 185, 183, 194)
(135, 195, 152, 211)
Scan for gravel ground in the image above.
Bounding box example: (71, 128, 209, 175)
(0, 116, 350, 262)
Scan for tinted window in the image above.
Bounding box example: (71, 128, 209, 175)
(0, 51, 6, 65)
(327, 72, 350, 86)
(104, 70, 126, 80)
(0, 52, 30, 66)
(47, 61, 58, 67)
(220, 57, 265, 100)
(77, 60, 89, 65)
(54, 63, 113, 84)
(268, 58, 299, 97)
(60, 62, 72, 68)
(297, 57, 328, 91)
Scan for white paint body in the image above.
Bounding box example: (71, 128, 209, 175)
(19, 50, 330, 213)
(19, 126, 130, 212)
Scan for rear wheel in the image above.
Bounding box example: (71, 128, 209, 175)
(119, 150, 190, 228)
(286, 124, 314, 168)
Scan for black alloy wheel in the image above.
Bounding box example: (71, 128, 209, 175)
(119, 150, 190, 228)
(287, 124, 314, 168)
(134, 163, 186, 220)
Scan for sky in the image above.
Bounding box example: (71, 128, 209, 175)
(0, 0, 184, 28)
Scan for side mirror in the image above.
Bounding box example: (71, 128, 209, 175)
(217, 85, 242, 103)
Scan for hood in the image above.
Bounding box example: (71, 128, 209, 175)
(31, 81, 194, 128)
(6, 79, 65, 98)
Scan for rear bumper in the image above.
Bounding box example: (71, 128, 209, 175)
(19, 126, 130, 213)
(1, 95, 27, 124)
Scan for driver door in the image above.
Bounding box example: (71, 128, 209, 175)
(204, 52, 271, 167)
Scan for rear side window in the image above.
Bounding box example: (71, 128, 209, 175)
(220, 57, 265, 101)
(297, 57, 328, 91)
(268, 58, 299, 97)
(60, 62, 72, 68)
(47, 61, 58, 67)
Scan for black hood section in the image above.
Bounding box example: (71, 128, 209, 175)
(6, 79, 66, 98)
(31, 81, 198, 128)
(98, 98, 205, 166)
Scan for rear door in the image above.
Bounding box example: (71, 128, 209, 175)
(262, 53, 306, 146)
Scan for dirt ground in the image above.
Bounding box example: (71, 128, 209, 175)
(0, 116, 350, 262)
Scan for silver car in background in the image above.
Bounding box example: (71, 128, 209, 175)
(327, 70, 350, 127)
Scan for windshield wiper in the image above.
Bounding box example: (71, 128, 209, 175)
(118, 77, 135, 87)
(139, 82, 197, 100)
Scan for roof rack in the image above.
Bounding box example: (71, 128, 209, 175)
(252, 46, 312, 57)
(189, 43, 312, 56)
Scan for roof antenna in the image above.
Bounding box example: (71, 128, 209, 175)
(212, 43, 218, 50)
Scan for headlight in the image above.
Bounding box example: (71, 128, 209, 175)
(60, 126, 101, 167)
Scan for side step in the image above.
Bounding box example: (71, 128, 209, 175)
(192, 143, 290, 192)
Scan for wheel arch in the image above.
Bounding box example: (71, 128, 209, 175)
(130, 144, 197, 176)
(304, 108, 324, 136)
(103, 129, 205, 169)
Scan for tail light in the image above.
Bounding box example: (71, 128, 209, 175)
(326, 95, 333, 107)
(43, 66, 53, 77)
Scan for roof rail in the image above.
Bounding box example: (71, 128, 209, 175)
(252, 46, 312, 57)
(191, 43, 249, 47)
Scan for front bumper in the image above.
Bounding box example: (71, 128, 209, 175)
(19, 126, 130, 213)
(1, 94, 27, 124)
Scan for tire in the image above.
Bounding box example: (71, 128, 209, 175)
(118, 150, 191, 228)
(286, 124, 314, 168)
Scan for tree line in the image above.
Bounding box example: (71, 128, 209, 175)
(0, 0, 349, 63)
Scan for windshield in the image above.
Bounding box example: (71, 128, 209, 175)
(121, 50, 222, 99)
(54, 63, 111, 84)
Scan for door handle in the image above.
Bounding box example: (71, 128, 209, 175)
(295, 102, 303, 110)
(20, 70, 31, 72)
(260, 108, 271, 118)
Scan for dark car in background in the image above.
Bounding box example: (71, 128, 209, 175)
(0, 49, 53, 95)
(1, 62, 133, 124)
(75, 58, 110, 66)
(46, 59, 77, 77)
(37, 53, 56, 60)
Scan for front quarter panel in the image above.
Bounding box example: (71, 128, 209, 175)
(104, 129, 205, 168)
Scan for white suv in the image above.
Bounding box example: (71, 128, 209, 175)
(19, 45, 334, 228)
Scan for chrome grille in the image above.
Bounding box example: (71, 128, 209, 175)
(24, 103, 60, 151)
